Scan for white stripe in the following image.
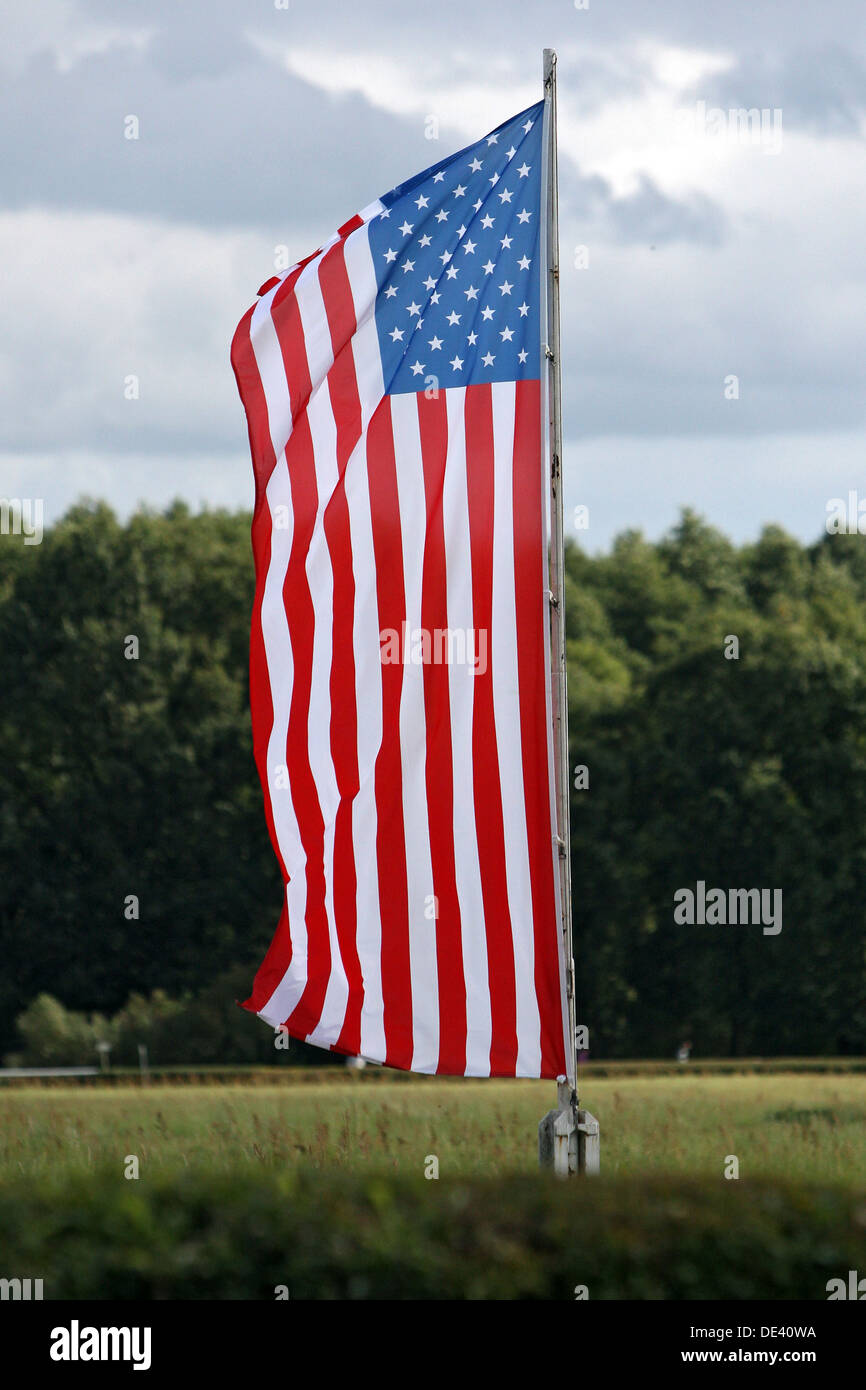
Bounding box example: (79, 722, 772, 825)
(442, 387, 492, 1076)
(248, 288, 313, 1030)
(491, 382, 542, 1076)
(343, 223, 388, 1060)
(293, 262, 349, 1046)
(390, 392, 439, 1074)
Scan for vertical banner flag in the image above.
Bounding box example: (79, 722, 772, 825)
(231, 100, 571, 1078)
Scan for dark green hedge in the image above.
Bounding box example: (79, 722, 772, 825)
(2, 1171, 864, 1299)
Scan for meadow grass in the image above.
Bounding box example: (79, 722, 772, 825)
(1, 1072, 865, 1185)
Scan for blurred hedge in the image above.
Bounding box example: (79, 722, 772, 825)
(2, 1170, 864, 1299)
(3, 972, 337, 1070)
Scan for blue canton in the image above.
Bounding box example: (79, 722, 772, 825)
(368, 102, 544, 395)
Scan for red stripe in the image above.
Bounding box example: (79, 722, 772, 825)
(319, 240, 365, 1055)
(366, 398, 414, 1069)
(513, 378, 566, 1077)
(229, 306, 285, 879)
(464, 383, 519, 1075)
(280, 405, 331, 1040)
(416, 391, 467, 1074)
(237, 264, 333, 1030)
(231, 305, 291, 1013)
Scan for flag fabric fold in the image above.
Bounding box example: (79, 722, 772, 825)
(231, 100, 570, 1077)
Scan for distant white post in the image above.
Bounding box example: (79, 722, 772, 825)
(537, 46, 599, 1176)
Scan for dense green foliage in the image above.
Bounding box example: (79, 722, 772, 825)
(569, 513, 866, 1057)
(1, 1165, 863, 1298)
(2, 500, 866, 1060)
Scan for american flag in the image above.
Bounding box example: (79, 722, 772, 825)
(231, 100, 571, 1078)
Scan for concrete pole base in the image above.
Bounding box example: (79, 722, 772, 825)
(539, 1083, 600, 1175)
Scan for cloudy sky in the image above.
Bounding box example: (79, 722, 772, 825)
(2, 0, 864, 549)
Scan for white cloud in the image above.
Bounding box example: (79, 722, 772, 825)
(0, 210, 270, 455)
(566, 429, 866, 551)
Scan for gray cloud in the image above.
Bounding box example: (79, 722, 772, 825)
(0, 45, 430, 232)
(690, 45, 866, 136)
(2, 0, 865, 558)
(73, 0, 866, 60)
(0, 31, 728, 255)
(603, 175, 726, 247)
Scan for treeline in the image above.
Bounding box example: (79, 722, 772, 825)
(2, 500, 866, 1061)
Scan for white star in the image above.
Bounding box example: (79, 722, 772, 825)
(402, 259, 415, 273)
(517, 209, 531, 224)
(446, 310, 461, 325)
(500, 235, 513, 249)
(518, 255, 531, 270)
(418, 233, 432, 248)
(500, 326, 514, 341)
(379, 208, 391, 218)
(428, 335, 443, 350)
(482, 259, 495, 274)
(407, 301, 421, 316)
(499, 280, 513, 295)
(390, 327, 405, 341)
(456, 224, 467, 237)
(445, 265, 458, 279)
(481, 306, 495, 320)
(489, 172, 500, 186)
(399, 220, 413, 236)
(415, 194, 430, 209)
(472, 198, 483, 211)
(482, 351, 495, 366)
(487, 134, 499, 145)
(498, 188, 514, 204)
(469, 157, 483, 172)
(423, 275, 437, 291)
(453, 184, 467, 198)
(463, 239, 476, 254)
(385, 285, 398, 299)
(518, 301, 529, 317)
(450, 354, 464, 370)
(522, 119, 533, 132)
(480, 214, 495, 229)
(464, 285, 479, 300)
(518, 163, 531, 178)
(439, 249, 452, 264)
(518, 349, 528, 363)
(415, 319, 424, 330)
(467, 330, 478, 345)
(384, 248, 398, 263)
(433, 171, 445, 182)
(436, 209, 449, 223)
(506, 146, 517, 159)
(411, 360, 425, 374)
(430, 291, 441, 304)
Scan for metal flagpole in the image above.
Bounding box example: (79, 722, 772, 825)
(538, 47, 599, 1176)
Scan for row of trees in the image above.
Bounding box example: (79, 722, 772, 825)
(2, 500, 865, 1060)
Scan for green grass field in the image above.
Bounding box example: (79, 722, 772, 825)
(3, 1072, 866, 1297)
(2, 1071, 865, 1185)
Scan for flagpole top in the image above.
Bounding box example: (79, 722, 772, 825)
(543, 49, 557, 85)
